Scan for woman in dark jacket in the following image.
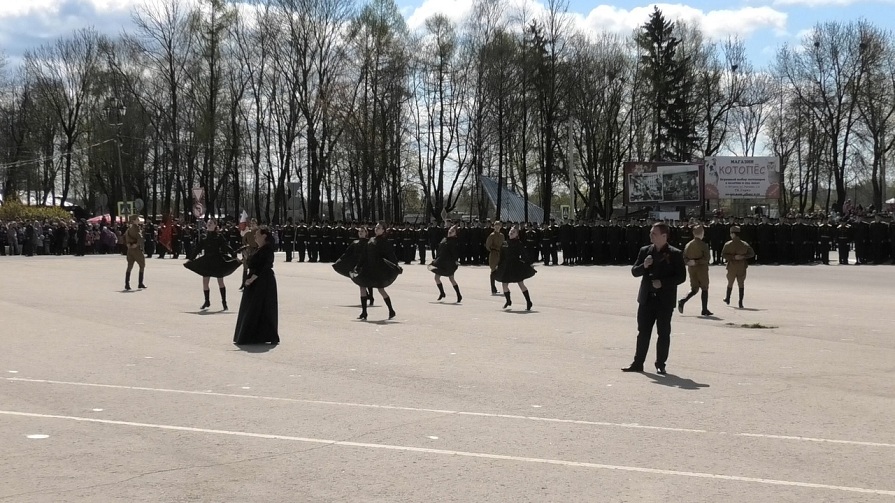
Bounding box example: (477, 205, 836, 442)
(428, 224, 462, 303)
(333, 225, 375, 308)
(351, 222, 401, 320)
(494, 225, 536, 310)
(184, 219, 240, 310)
(233, 227, 279, 345)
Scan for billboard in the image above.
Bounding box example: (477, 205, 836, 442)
(705, 156, 780, 199)
(624, 162, 702, 205)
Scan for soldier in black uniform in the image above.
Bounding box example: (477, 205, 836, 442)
(142, 221, 155, 258)
(427, 222, 443, 260)
(559, 220, 574, 265)
(869, 213, 888, 264)
(456, 220, 470, 265)
(401, 222, 415, 264)
(307, 221, 320, 262)
(791, 216, 807, 264)
(756, 217, 773, 264)
(776, 217, 792, 264)
(837, 219, 852, 264)
(607, 219, 622, 264)
(416, 223, 428, 264)
(295, 220, 308, 262)
(283, 217, 296, 262)
(574, 220, 589, 265)
(853, 215, 869, 264)
(888, 216, 895, 264)
(625, 220, 641, 265)
(523, 223, 539, 265)
(539, 222, 553, 265)
(592, 220, 603, 264)
(709, 218, 726, 264)
(817, 217, 834, 264)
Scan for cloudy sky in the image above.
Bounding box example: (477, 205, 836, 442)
(1, 0, 892, 69)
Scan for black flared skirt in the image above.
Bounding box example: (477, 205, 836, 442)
(185, 255, 241, 278)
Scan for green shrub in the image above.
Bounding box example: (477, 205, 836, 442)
(0, 201, 73, 222)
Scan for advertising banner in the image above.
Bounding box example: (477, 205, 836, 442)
(705, 156, 780, 199)
(624, 162, 702, 205)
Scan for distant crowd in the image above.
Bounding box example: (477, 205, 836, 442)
(3, 207, 894, 266)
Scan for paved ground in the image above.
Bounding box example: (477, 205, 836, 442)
(0, 253, 893, 502)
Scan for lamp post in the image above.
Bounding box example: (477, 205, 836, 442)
(105, 98, 127, 221)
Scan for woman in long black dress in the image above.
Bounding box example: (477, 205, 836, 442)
(184, 218, 241, 310)
(428, 224, 462, 303)
(494, 225, 536, 310)
(351, 222, 401, 320)
(233, 227, 280, 345)
(333, 225, 375, 309)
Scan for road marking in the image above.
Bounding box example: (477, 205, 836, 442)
(737, 433, 895, 448)
(3, 377, 705, 434)
(0, 409, 893, 497)
(6, 377, 894, 448)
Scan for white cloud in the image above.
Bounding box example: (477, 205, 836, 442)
(773, 0, 856, 6)
(404, 0, 788, 42)
(406, 0, 475, 31)
(579, 4, 788, 41)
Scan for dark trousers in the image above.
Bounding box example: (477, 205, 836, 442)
(634, 299, 673, 366)
(417, 243, 427, 263)
(284, 243, 293, 262)
(838, 240, 850, 264)
(296, 242, 306, 262)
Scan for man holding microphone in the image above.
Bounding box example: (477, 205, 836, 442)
(622, 222, 687, 375)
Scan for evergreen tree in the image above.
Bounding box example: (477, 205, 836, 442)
(636, 7, 698, 162)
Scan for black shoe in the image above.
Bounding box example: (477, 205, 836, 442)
(222, 301, 228, 311)
(124, 284, 131, 291)
(677, 299, 685, 314)
(621, 364, 644, 372)
(738, 302, 744, 309)
(138, 284, 147, 289)
(388, 310, 396, 320)
(357, 312, 367, 320)
(437, 292, 445, 301)
(656, 364, 667, 375)
(701, 310, 713, 316)
(723, 297, 730, 305)
(200, 301, 210, 310)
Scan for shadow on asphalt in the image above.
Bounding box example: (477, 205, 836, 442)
(645, 372, 710, 390)
(183, 310, 233, 316)
(233, 343, 278, 353)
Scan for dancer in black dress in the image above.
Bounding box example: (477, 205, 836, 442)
(494, 225, 536, 310)
(351, 222, 401, 320)
(429, 224, 462, 303)
(233, 227, 280, 345)
(333, 225, 375, 307)
(184, 219, 241, 310)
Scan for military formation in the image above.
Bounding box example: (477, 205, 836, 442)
(5, 212, 895, 267)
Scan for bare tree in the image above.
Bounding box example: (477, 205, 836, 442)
(24, 28, 103, 206)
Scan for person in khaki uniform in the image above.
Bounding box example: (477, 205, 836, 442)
(124, 215, 146, 290)
(484, 221, 505, 295)
(722, 225, 756, 308)
(678, 224, 713, 316)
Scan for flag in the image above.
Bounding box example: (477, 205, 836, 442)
(238, 210, 249, 235)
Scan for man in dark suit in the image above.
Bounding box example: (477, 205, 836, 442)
(622, 222, 687, 375)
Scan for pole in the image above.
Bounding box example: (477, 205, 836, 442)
(117, 135, 125, 221)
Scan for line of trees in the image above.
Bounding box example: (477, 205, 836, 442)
(1, 1, 894, 223)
